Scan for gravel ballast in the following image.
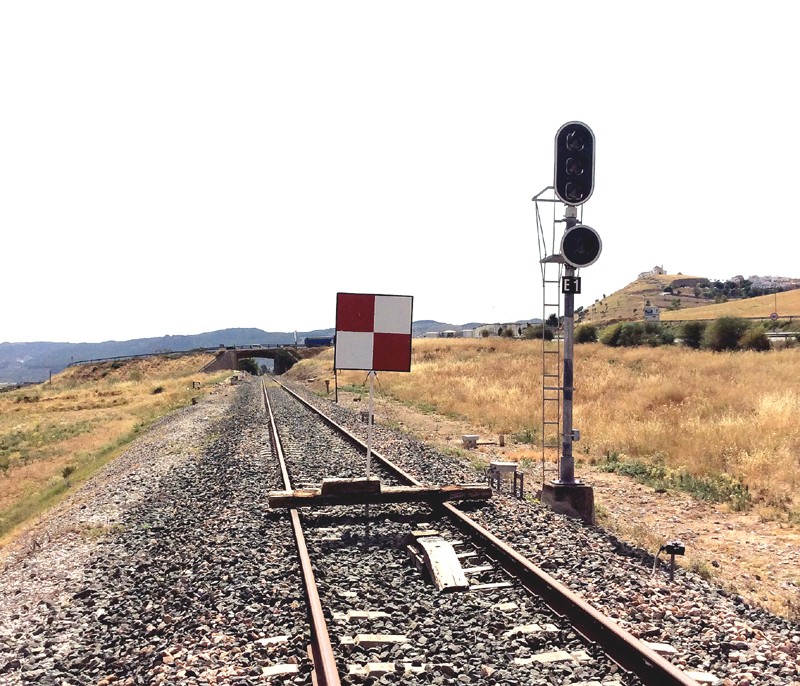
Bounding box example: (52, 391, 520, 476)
(3, 378, 799, 686)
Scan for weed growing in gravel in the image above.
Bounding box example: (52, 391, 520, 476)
(80, 523, 126, 540)
(597, 452, 751, 509)
(689, 558, 716, 580)
(510, 427, 538, 444)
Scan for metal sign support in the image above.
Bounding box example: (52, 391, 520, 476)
(366, 371, 375, 477)
(560, 208, 578, 484)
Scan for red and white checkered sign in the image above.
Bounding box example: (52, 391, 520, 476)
(334, 293, 413, 372)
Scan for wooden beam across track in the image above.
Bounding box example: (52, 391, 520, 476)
(269, 480, 492, 509)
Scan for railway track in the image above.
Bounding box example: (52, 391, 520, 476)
(4, 378, 797, 685)
(262, 378, 701, 686)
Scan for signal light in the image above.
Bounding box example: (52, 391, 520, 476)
(555, 121, 595, 206)
(560, 224, 602, 268)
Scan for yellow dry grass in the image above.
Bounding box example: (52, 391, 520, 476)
(294, 339, 800, 511)
(661, 288, 800, 321)
(0, 353, 220, 540)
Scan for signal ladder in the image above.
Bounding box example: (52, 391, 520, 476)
(534, 186, 582, 486)
(540, 256, 562, 486)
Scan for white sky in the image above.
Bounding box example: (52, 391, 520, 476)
(2, 2, 797, 343)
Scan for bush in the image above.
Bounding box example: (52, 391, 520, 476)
(600, 322, 674, 347)
(575, 324, 598, 343)
(521, 324, 553, 341)
(680, 321, 707, 349)
(480, 329, 490, 338)
(239, 357, 261, 375)
(151, 386, 164, 395)
(502, 327, 515, 338)
(274, 348, 299, 374)
(704, 317, 750, 352)
(739, 328, 770, 352)
(600, 323, 623, 346)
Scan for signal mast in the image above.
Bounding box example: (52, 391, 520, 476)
(533, 121, 601, 524)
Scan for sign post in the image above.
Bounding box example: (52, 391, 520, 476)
(334, 292, 414, 482)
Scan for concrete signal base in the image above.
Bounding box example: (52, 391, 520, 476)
(541, 482, 595, 525)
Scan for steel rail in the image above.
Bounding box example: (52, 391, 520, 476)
(261, 380, 341, 686)
(271, 377, 698, 686)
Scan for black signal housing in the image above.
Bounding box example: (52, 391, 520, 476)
(554, 121, 595, 206)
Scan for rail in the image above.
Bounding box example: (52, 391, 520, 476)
(271, 377, 698, 686)
(261, 380, 340, 686)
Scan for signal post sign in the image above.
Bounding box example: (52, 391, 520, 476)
(334, 292, 413, 484)
(335, 293, 413, 372)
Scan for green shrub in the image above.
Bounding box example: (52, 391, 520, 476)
(274, 348, 299, 374)
(739, 328, 770, 352)
(502, 327, 515, 338)
(680, 321, 707, 349)
(601, 322, 673, 347)
(521, 324, 553, 341)
(600, 323, 623, 346)
(704, 317, 749, 352)
(575, 324, 598, 343)
(61, 465, 76, 480)
(598, 453, 751, 509)
(480, 329, 490, 338)
(239, 357, 261, 375)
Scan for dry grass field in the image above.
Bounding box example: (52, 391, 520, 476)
(660, 287, 800, 322)
(294, 339, 800, 516)
(0, 353, 222, 542)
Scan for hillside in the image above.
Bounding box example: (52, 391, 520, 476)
(0, 352, 221, 541)
(0, 327, 334, 384)
(660, 288, 800, 321)
(2, 319, 537, 384)
(578, 274, 708, 324)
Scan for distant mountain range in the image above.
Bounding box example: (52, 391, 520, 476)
(0, 319, 539, 383)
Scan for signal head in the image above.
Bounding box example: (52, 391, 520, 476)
(554, 121, 595, 206)
(560, 224, 602, 268)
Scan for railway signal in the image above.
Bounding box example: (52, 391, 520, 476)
(554, 121, 595, 206)
(560, 224, 602, 268)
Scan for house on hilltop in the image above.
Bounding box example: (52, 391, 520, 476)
(638, 265, 666, 279)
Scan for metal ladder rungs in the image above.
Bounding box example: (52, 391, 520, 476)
(544, 303, 560, 307)
(543, 444, 560, 449)
(543, 421, 559, 425)
(543, 350, 559, 354)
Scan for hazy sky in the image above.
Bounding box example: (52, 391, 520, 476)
(2, 2, 797, 343)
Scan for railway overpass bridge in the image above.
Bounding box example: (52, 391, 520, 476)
(202, 345, 324, 375)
